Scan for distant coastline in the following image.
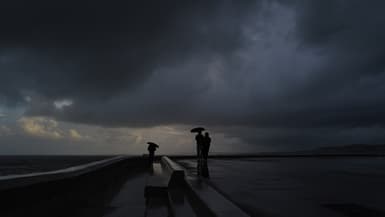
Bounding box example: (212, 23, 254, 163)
(170, 144, 385, 159)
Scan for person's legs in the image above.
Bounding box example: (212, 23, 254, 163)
(202, 149, 208, 162)
(197, 146, 202, 175)
(197, 146, 201, 163)
(197, 145, 200, 158)
(148, 151, 154, 165)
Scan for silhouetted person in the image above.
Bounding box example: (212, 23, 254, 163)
(202, 132, 211, 162)
(195, 132, 204, 174)
(195, 131, 204, 160)
(147, 142, 159, 165)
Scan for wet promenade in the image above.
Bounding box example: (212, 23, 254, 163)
(2, 156, 385, 217)
(180, 157, 385, 217)
(0, 156, 248, 217)
(0, 157, 148, 217)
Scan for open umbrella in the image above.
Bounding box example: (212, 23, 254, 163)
(147, 142, 159, 148)
(190, 127, 205, 133)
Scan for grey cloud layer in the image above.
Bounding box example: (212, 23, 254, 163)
(1, 0, 385, 144)
(0, 0, 258, 102)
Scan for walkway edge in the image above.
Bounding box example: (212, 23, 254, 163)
(167, 157, 251, 217)
(0, 155, 131, 191)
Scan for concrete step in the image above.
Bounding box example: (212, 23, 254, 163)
(145, 163, 169, 198)
(145, 162, 196, 217)
(169, 188, 197, 217)
(145, 197, 170, 217)
(185, 176, 250, 217)
(161, 156, 185, 187)
(146, 158, 250, 217)
(145, 163, 172, 217)
(152, 163, 165, 176)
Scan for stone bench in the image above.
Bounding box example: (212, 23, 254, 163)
(144, 156, 186, 199)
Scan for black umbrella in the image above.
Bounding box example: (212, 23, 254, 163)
(147, 142, 159, 148)
(190, 127, 205, 133)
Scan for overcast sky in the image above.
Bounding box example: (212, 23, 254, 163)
(1, 0, 385, 155)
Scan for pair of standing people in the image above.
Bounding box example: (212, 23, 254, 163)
(195, 132, 211, 162)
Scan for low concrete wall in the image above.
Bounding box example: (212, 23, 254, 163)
(167, 156, 251, 217)
(0, 156, 129, 191)
(0, 156, 147, 217)
(160, 156, 185, 187)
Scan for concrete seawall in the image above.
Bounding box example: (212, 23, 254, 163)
(0, 156, 130, 191)
(144, 156, 250, 217)
(0, 156, 147, 217)
(1, 156, 252, 217)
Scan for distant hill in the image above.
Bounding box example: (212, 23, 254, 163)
(303, 144, 385, 155)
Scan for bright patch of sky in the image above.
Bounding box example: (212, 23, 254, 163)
(0, 105, 25, 123)
(53, 99, 73, 109)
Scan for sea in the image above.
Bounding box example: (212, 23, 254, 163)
(0, 155, 113, 176)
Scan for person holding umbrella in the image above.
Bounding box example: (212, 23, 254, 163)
(147, 142, 159, 165)
(191, 127, 205, 158)
(191, 127, 205, 173)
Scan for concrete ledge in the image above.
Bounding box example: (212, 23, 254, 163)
(0, 156, 147, 217)
(145, 163, 169, 199)
(161, 156, 185, 172)
(166, 157, 250, 217)
(161, 156, 185, 187)
(145, 156, 186, 199)
(185, 177, 250, 217)
(0, 155, 129, 191)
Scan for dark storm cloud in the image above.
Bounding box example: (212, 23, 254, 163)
(0, 0, 258, 102)
(280, 0, 385, 128)
(2, 0, 385, 141)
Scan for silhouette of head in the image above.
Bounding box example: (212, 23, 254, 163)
(205, 132, 209, 137)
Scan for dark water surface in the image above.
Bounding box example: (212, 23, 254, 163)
(0, 155, 113, 176)
(179, 157, 385, 217)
